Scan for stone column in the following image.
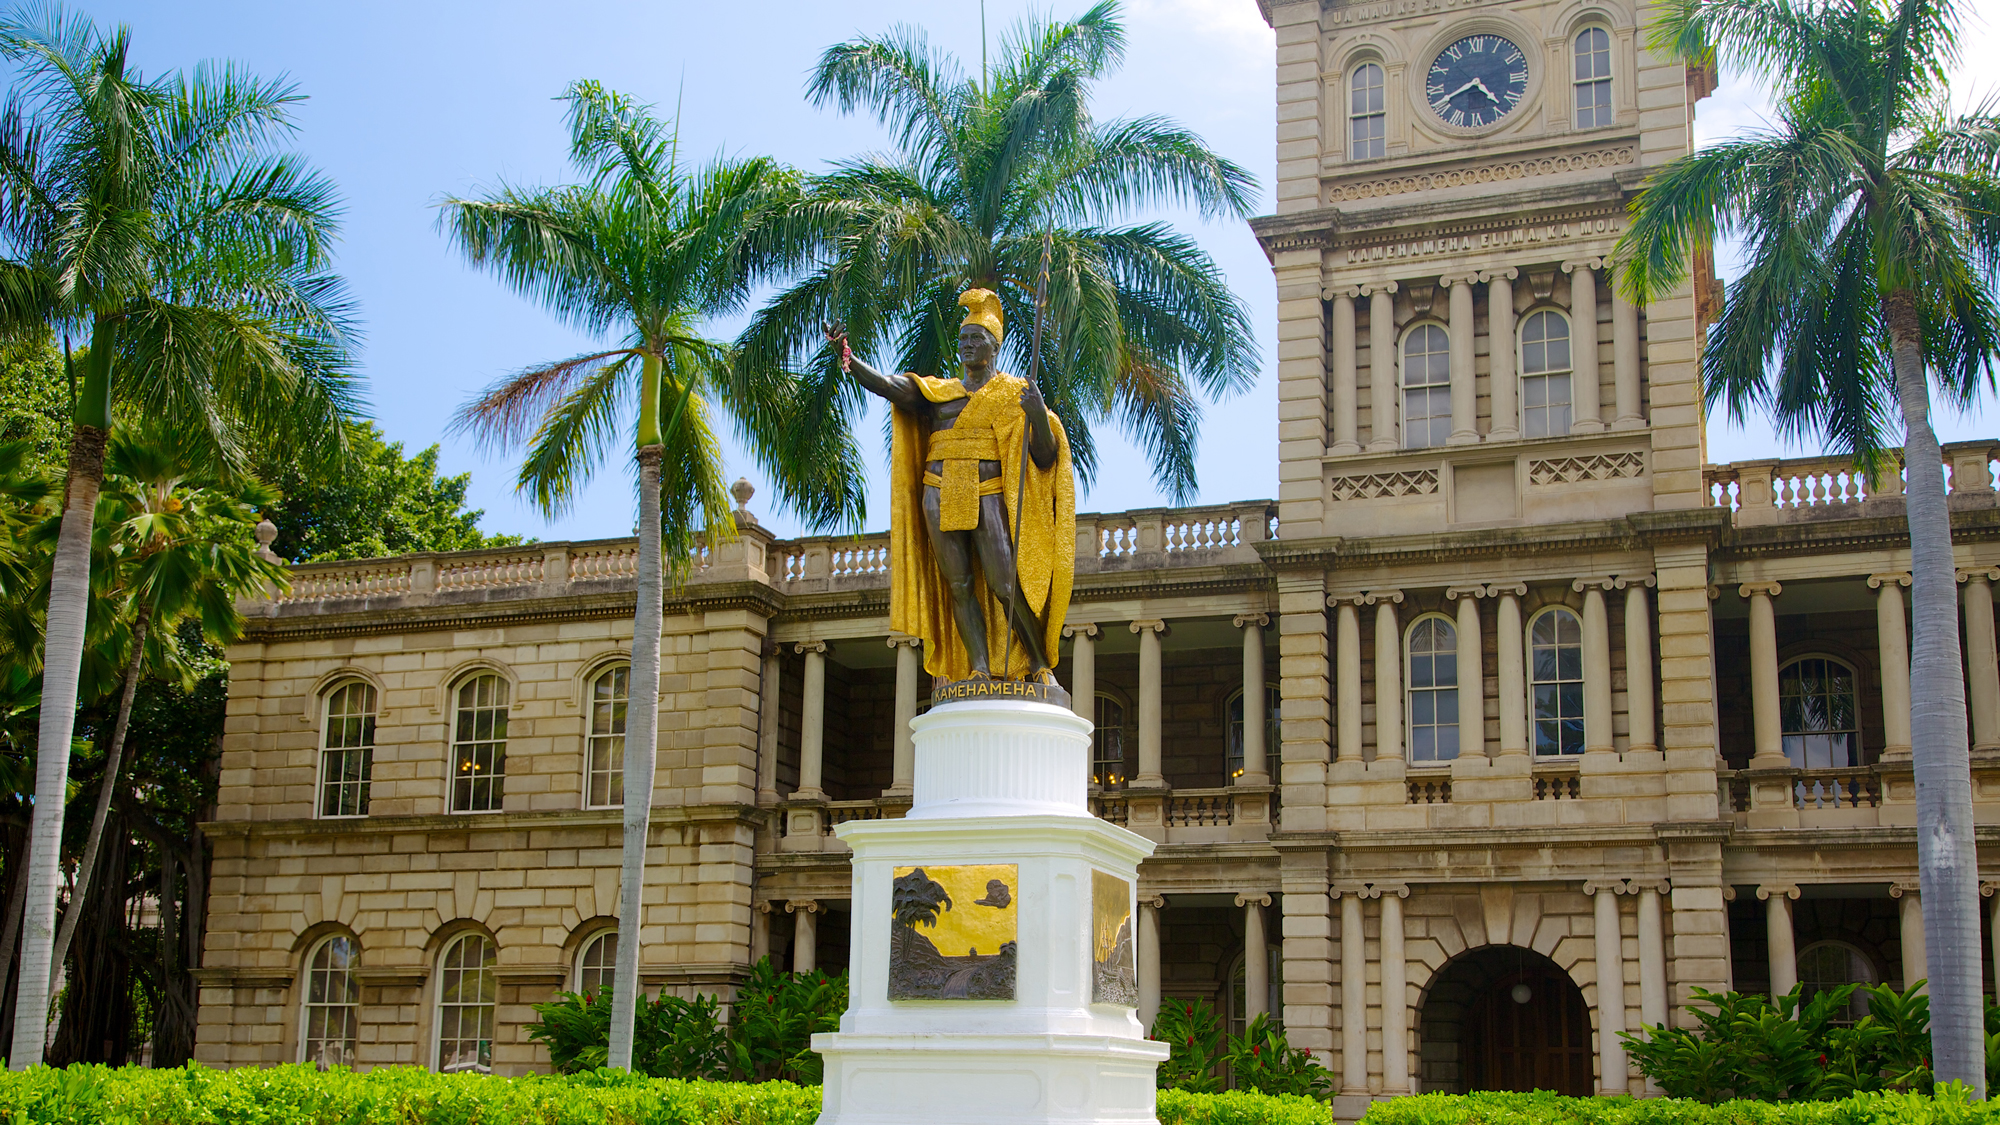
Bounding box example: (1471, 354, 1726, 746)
(1446, 587, 1487, 759)
(1741, 583, 1787, 766)
(1894, 884, 1926, 991)
(1339, 891, 1367, 1093)
(1065, 623, 1098, 722)
(1625, 580, 1658, 754)
(757, 646, 782, 805)
(1565, 259, 1605, 433)
(886, 636, 921, 797)
(1637, 882, 1668, 1095)
(1239, 893, 1273, 1021)
(1961, 571, 2000, 750)
(1446, 275, 1479, 444)
(1871, 574, 1912, 759)
(1330, 289, 1361, 456)
(1760, 884, 1800, 999)
(1377, 886, 1411, 1093)
(1373, 594, 1405, 762)
(1332, 598, 1365, 763)
(1986, 883, 2000, 1005)
(1576, 580, 1616, 757)
(1495, 585, 1529, 758)
(1139, 895, 1165, 1029)
(752, 900, 773, 966)
(1131, 620, 1168, 786)
(788, 900, 820, 973)
(1586, 881, 1629, 1094)
(1366, 284, 1399, 452)
(1612, 266, 1643, 429)
(795, 642, 829, 800)
(1235, 614, 1272, 784)
(1484, 268, 1520, 441)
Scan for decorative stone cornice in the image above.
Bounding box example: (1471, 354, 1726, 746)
(1324, 146, 1638, 205)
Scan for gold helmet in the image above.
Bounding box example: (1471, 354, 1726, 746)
(958, 287, 1003, 347)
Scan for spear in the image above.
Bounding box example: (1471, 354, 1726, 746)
(1003, 233, 1054, 680)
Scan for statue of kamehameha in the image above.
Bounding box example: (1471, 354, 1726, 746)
(827, 288, 1075, 685)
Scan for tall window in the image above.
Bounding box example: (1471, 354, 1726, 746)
(576, 930, 618, 997)
(300, 935, 359, 1067)
(1228, 945, 1284, 1036)
(1401, 324, 1451, 449)
(1798, 940, 1874, 1022)
(1227, 684, 1281, 780)
(1780, 657, 1861, 768)
(452, 675, 508, 813)
(1573, 28, 1613, 128)
(435, 933, 496, 1073)
(1520, 310, 1574, 438)
(1408, 616, 1460, 763)
(1093, 694, 1126, 788)
(1350, 63, 1386, 159)
(1530, 608, 1585, 756)
(319, 682, 376, 818)
(587, 665, 629, 808)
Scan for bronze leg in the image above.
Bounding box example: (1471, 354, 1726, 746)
(971, 492, 1050, 672)
(921, 484, 990, 675)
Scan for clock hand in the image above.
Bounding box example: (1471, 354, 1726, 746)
(1443, 78, 1484, 101)
(1470, 77, 1500, 101)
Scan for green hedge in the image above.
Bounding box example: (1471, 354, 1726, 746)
(1360, 1090, 2000, 1125)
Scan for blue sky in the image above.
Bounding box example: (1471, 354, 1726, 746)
(84, 0, 1999, 542)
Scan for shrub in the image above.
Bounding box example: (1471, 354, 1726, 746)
(1224, 1014, 1336, 1100)
(1153, 996, 1227, 1092)
(1157, 1086, 1333, 1125)
(1360, 1087, 1999, 1125)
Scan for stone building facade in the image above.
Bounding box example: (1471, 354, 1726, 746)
(194, 0, 2000, 1113)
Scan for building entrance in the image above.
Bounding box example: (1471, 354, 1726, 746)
(1417, 946, 1592, 1095)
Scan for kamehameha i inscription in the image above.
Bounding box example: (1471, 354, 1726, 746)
(889, 865, 1018, 1001)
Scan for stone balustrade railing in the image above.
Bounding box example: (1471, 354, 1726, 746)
(1705, 441, 2000, 524)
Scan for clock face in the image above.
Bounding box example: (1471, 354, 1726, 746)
(1426, 34, 1528, 128)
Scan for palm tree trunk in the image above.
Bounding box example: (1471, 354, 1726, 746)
(607, 440, 665, 1070)
(11, 420, 109, 1069)
(51, 603, 151, 976)
(1885, 289, 1984, 1096)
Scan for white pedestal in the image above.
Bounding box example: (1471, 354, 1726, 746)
(815, 697, 1167, 1125)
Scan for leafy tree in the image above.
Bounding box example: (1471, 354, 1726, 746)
(740, 0, 1259, 502)
(440, 81, 858, 1069)
(0, 7, 360, 1062)
(0, 334, 65, 472)
(1616, 0, 2000, 1090)
(263, 422, 524, 562)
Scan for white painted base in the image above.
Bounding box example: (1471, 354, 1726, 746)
(816, 698, 1166, 1125)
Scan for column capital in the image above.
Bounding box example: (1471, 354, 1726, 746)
(1572, 576, 1621, 594)
(1582, 879, 1633, 896)
(1640, 879, 1672, 895)
(1868, 572, 1912, 589)
(794, 640, 828, 655)
(1129, 619, 1168, 635)
(1233, 612, 1271, 629)
(1613, 574, 1657, 589)
(1562, 257, 1606, 274)
(1356, 882, 1410, 899)
(1234, 892, 1274, 908)
(1488, 581, 1529, 597)
(1445, 584, 1491, 601)
(756, 900, 777, 915)
(1439, 272, 1480, 288)
(886, 633, 922, 650)
(1357, 279, 1399, 297)
(1982, 880, 2000, 897)
(1062, 622, 1100, 639)
(1890, 881, 1921, 899)
(1478, 266, 1520, 283)
(1958, 568, 2000, 584)
(1331, 588, 1406, 606)
(1738, 581, 1783, 599)
(1138, 893, 1167, 910)
(1756, 884, 1801, 901)
(1321, 285, 1363, 301)
(785, 899, 820, 914)
(1326, 592, 1370, 608)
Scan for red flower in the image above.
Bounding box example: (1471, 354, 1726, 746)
(1252, 1045, 1262, 1056)
(1186, 1035, 1195, 1045)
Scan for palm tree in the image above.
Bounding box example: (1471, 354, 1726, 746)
(440, 81, 863, 1070)
(1616, 0, 2000, 1092)
(0, 7, 359, 1064)
(739, 0, 1259, 502)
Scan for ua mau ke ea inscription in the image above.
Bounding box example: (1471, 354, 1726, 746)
(889, 864, 1019, 1001)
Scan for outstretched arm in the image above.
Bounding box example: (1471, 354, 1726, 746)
(827, 327, 923, 409)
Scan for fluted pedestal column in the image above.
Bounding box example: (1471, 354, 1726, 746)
(1741, 583, 1787, 766)
(1872, 574, 1912, 759)
(1760, 884, 1799, 999)
(1239, 893, 1272, 1021)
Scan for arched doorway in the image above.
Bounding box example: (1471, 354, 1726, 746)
(1417, 945, 1593, 1095)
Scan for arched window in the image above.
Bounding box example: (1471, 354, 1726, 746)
(576, 930, 618, 998)
(1401, 324, 1451, 449)
(1530, 608, 1585, 756)
(1227, 684, 1281, 780)
(587, 665, 629, 808)
(452, 674, 509, 813)
(1780, 656, 1861, 768)
(1573, 28, 1613, 128)
(1408, 616, 1459, 763)
(1350, 63, 1386, 159)
(1520, 310, 1574, 438)
(1798, 940, 1874, 1023)
(300, 935, 359, 1067)
(1093, 694, 1126, 788)
(435, 933, 496, 1073)
(1227, 944, 1284, 1036)
(319, 681, 376, 818)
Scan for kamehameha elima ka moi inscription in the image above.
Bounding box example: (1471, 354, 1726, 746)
(889, 865, 1018, 1001)
(1092, 870, 1137, 1007)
